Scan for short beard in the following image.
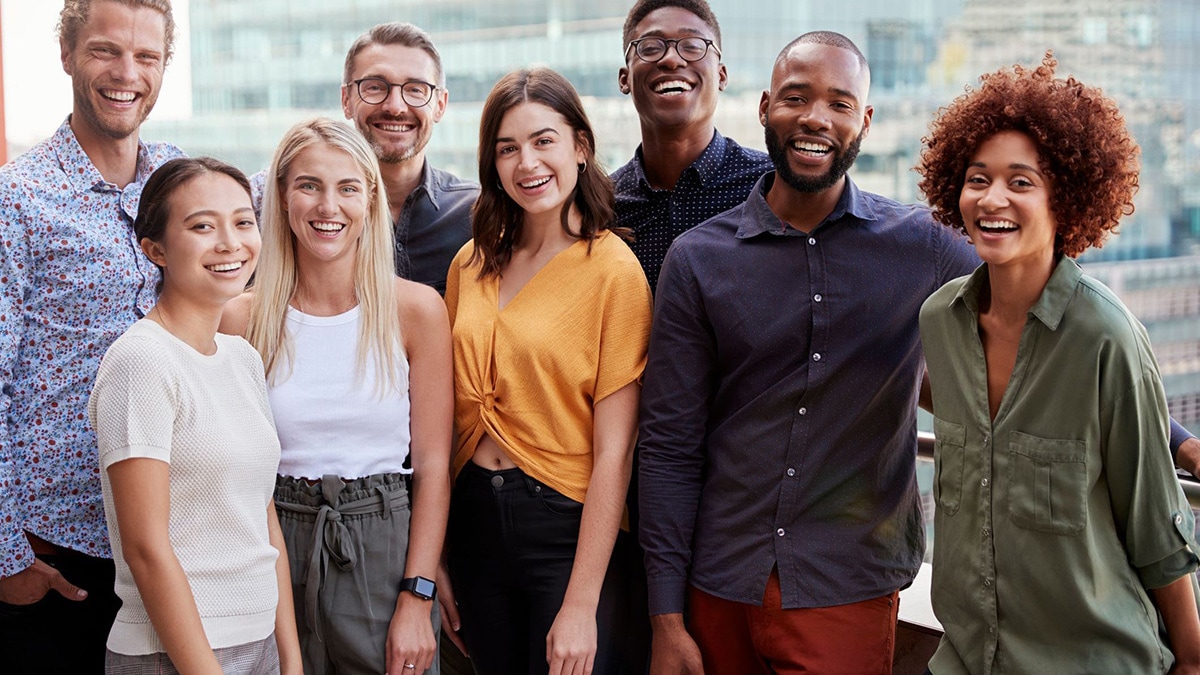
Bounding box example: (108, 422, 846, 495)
(764, 122, 864, 194)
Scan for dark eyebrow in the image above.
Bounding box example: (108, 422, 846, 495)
(495, 128, 560, 144)
(778, 81, 860, 104)
(184, 206, 255, 220)
(636, 28, 707, 39)
(968, 161, 1044, 177)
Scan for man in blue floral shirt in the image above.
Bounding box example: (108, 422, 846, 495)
(0, 1, 184, 670)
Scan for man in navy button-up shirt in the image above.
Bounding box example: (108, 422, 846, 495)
(638, 32, 979, 674)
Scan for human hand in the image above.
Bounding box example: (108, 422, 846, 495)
(436, 563, 468, 655)
(546, 602, 597, 675)
(385, 593, 437, 674)
(0, 558, 87, 605)
(649, 614, 704, 675)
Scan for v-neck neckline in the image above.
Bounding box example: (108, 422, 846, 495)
(495, 235, 593, 312)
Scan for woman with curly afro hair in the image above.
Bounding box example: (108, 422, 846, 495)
(916, 54, 1200, 674)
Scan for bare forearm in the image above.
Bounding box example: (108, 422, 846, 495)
(404, 470, 450, 582)
(563, 448, 632, 610)
(125, 546, 222, 674)
(267, 504, 301, 674)
(1177, 437, 1200, 477)
(1152, 574, 1200, 668)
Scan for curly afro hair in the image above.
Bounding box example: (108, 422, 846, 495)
(916, 52, 1139, 258)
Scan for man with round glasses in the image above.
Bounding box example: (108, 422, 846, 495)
(613, 0, 772, 293)
(340, 22, 477, 296)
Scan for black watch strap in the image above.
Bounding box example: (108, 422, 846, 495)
(400, 575, 437, 600)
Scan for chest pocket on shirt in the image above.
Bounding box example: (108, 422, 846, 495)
(933, 417, 966, 516)
(1007, 431, 1088, 535)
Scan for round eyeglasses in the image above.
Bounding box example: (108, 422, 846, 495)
(351, 77, 437, 107)
(625, 37, 721, 64)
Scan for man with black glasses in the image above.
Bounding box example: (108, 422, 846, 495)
(613, 0, 771, 291)
(341, 22, 477, 295)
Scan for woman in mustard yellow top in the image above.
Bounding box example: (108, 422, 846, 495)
(443, 67, 652, 675)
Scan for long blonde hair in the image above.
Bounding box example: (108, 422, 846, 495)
(248, 117, 407, 395)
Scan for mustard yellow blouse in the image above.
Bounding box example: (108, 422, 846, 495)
(445, 230, 653, 503)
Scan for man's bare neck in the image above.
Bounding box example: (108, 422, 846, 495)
(70, 115, 141, 188)
(380, 154, 426, 222)
(639, 123, 715, 191)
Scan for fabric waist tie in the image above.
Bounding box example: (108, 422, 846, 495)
(275, 473, 406, 642)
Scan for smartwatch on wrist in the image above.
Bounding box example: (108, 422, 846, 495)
(400, 575, 437, 601)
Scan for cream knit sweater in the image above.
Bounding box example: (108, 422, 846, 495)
(90, 319, 280, 655)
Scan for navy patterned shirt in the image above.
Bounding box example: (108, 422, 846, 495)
(0, 119, 184, 575)
(611, 130, 771, 292)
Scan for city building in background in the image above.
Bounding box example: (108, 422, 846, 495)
(128, 0, 1200, 434)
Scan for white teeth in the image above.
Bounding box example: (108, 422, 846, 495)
(520, 177, 551, 189)
(653, 80, 693, 94)
(102, 91, 136, 102)
(792, 141, 831, 154)
(207, 262, 242, 272)
(377, 123, 414, 132)
(979, 220, 1019, 231)
(311, 221, 345, 232)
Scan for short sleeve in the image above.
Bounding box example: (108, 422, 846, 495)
(1101, 346, 1200, 588)
(444, 241, 474, 327)
(594, 243, 653, 403)
(89, 334, 179, 469)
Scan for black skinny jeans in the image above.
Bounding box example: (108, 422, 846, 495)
(447, 462, 638, 675)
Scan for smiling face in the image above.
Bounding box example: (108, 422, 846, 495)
(341, 43, 447, 165)
(61, 0, 167, 143)
(619, 6, 726, 134)
(494, 101, 586, 226)
(759, 43, 872, 195)
(960, 130, 1058, 273)
(283, 143, 369, 267)
(142, 172, 260, 305)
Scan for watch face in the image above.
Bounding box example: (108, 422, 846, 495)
(411, 576, 436, 599)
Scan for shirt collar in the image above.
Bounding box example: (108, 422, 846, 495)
(633, 128, 728, 190)
(410, 159, 441, 210)
(736, 172, 877, 239)
(50, 116, 158, 194)
(951, 256, 1083, 331)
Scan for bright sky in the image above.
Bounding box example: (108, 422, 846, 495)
(1, 0, 192, 148)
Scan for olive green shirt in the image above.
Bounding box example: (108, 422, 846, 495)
(919, 257, 1199, 674)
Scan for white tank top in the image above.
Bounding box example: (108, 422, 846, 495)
(269, 306, 412, 479)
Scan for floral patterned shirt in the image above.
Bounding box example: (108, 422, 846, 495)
(0, 118, 184, 576)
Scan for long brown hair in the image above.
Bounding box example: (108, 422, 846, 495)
(469, 67, 627, 278)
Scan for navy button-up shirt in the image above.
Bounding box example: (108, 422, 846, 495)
(393, 162, 478, 295)
(638, 172, 980, 614)
(612, 130, 771, 292)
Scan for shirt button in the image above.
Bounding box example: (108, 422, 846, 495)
(777, 528, 786, 537)
(1175, 514, 1184, 525)
(981, 528, 990, 538)
(812, 353, 821, 362)
(981, 478, 989, 487)
(983, 579, 992, 587)
(813, 294, 823, 302)
(989, 626, 996, 634)
(807, 237, 817, 245)
(798, 407, 807, 416)
(786, 468, 796, 477)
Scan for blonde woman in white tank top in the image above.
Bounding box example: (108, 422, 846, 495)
(221, 119, 453, 675)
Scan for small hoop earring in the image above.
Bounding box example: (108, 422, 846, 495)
(496, 179, 504, 192)
(578, 161, 587, 174)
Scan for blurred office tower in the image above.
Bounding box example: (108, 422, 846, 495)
(149, 0, 1199, 431)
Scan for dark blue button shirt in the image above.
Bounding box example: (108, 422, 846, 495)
(638, 172, 980, 615)
(394, 162, 478, 295)
(612, 130, 771, 291)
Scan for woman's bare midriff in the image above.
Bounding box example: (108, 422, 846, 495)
(471, 433, 519, 470)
